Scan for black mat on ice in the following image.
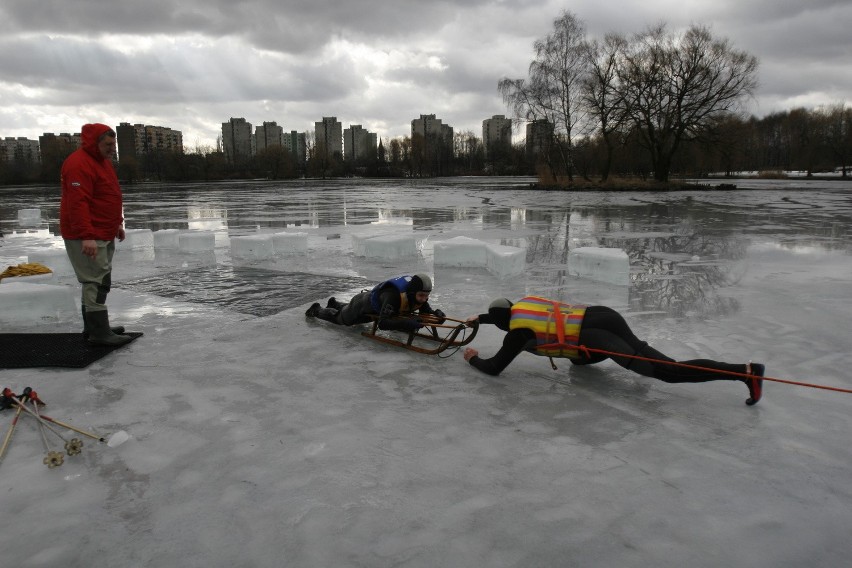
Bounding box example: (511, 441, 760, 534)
(0, 332, 144, 369)
(119, 266, 371, 317)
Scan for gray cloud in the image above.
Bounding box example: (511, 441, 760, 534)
(1, 0, 850, 146)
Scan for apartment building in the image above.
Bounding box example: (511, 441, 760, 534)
(525, 119, 554, 160)
(222, 117, 253, 165)
(0, 136, 41, 163)
(255, 121, 284, 153)
(283, 130, 307, 166)
(315, 117, 343, 159)
(116, 123, 183, 162)
(411, 114, 453, 143)
(482, 115, 512, 158)
(343, 124, 378, 162)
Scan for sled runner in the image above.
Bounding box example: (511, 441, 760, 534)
(361, 313, 479, 355)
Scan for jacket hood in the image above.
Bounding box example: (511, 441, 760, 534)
(81, 123, 114, 160)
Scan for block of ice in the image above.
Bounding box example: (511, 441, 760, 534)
(485, 243, 526, 278)
(179, 231, 216, 252)
(568, 247, 630, 286)
(433, 236, 525, 278)
(433, 236, 488, 267)
(0, 281, 77, 324)
(153, 229, 181, 249)
(26, 249, 75, 277)
(17, 208, 41, 225)
(272, 232, 308, 255)
(352, 233, 416, 259)
(116, 229, 154, 250)
(231, 234, 274, 260)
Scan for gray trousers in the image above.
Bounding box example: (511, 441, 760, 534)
(64, 239, 115, 312)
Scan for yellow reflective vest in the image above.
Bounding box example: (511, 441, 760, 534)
(509, 296, 587, 358)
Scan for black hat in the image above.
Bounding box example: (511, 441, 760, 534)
(488, 298, 513, 331)
(408, 274, 432, 294)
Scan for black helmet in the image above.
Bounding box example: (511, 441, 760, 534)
(488, 298, 512, 331)
(408, 274, 432, 294)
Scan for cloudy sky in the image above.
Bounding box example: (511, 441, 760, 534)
(1, 0, 850, 149)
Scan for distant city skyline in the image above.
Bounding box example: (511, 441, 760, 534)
(1, 1, 849, 149)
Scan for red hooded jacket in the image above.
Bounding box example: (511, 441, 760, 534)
(60, 123, 123, 240)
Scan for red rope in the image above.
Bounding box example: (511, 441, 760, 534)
(575, 345, 852, 394)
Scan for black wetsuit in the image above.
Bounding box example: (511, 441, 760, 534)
(468, 305, 747, 382)
(318, 288, 439, 332)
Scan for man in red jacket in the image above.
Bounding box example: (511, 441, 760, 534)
(60, 123, 134, 346)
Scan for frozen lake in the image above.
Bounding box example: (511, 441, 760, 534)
(1, 177, 851, 567)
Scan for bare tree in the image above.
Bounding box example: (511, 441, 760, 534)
(618, 24, 758, 182)
(499, 10, 589, 182)
(582, 33, 629, 181)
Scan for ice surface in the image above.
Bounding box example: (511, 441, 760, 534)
(231, 234, 274, 260)
(434, 235, 525, 278)
(178, 230, 216, 252)
(352, 232, 417, 259)
(0, 281, 76, 323)
(153, 228, 181, 249)
(272, 231, 308, 255)
(1, 179, 851, 568)
(568, 246, 630, 286)
(5, 228, 52, 240)
(116, 228, 154, 249)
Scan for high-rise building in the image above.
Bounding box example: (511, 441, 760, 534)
(255, 122, 284, 153)
(411, 114, 453, 143)
(38, 132, 81, 168)
(482, 115, 512, 158)
(116, 123, 183, 162)
(315, 117, 343, 159)
(343, 125, 377, 162)
(283, 131, 307, 166)
(0, 137, 41, 163)
(525, 119, 553, 160)
(222, 118, 253, 165)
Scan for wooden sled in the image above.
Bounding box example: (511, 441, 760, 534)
(361, 313, 479, 355)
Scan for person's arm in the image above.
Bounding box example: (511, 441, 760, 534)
(416, 301, 446, 323)
(464, 328, 535, 376)
(63, 158, 98, 257)
(376, 289, 418, 332)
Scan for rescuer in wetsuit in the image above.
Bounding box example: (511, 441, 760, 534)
(305, 273, 445, 332)
(463, 297, 764, 405)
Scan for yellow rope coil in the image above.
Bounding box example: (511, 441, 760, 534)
(0, 262, 53, 280)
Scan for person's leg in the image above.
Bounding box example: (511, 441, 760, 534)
(579, 307, 748, 383)
(65, 240, 130, 345)
(338, 292, 373, 326)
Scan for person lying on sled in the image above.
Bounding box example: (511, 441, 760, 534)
(305, 274, 446, 332)
(462, 297, 765, 406)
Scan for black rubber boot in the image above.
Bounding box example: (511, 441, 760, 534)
(84, 310, 133, 346)
(305, 303, 321, 317)
(326, 297, 346, 310)
(82, 305, 125, 339)
(315, 307, 339, 323)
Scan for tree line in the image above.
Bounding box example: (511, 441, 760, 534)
(500, 10, 850, 183)
(1, 10, 849, 185)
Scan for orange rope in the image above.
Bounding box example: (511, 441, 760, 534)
(575, 345, 852, 394)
